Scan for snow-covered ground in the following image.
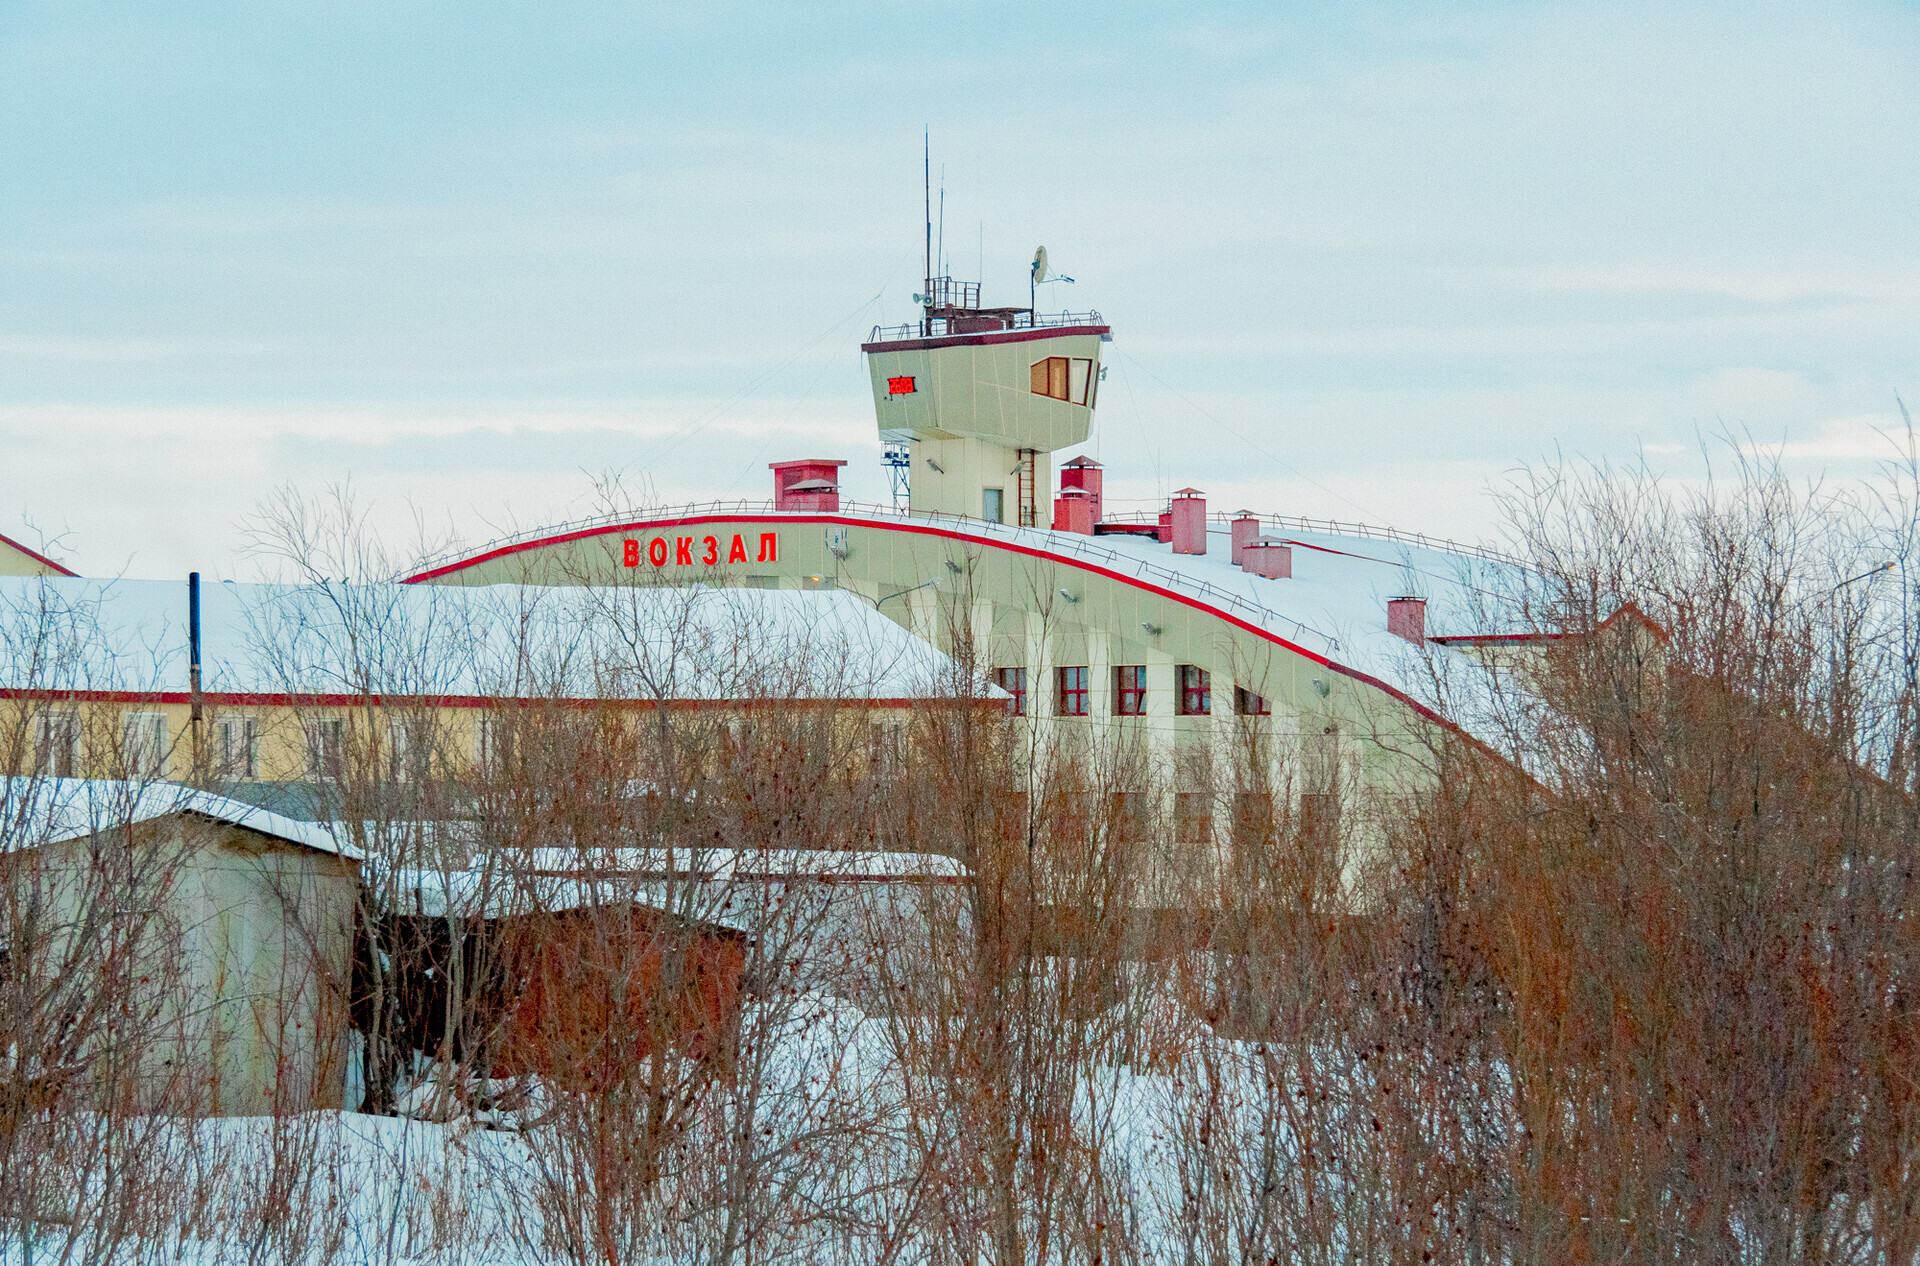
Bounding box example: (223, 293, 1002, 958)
(0, 988, 1344, 1266)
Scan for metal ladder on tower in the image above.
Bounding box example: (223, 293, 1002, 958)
(1017, 448, 1037, 526)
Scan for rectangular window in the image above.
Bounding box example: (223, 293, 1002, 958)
(1056, 665, 1089, 716)
(35, 710, 79, 778)
(305, 717, 345, 780)
(994, 667, 1027, 717)
(388, 718, 420, 782)
(983, 487, 1004, 524)
(1299, 792, 1339, 848)
(1232, 790, 1273, 848)
(1234, 686, 1271, 716)
(1175, 791, 1215, 843)
(1030, 357, 1092, 405)
(1178, 665, 1212, 715)
(477, 713, 513, 773)
(1114, 665, 1147, 716)
(1108, 791, 1147, 844)
(215, 716, 258, 779)
(868, 719, 905, 779)
(121, 711, 168, 779)
(995, 788, 1030, 843)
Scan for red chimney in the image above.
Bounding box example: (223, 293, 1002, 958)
(770, 459, 847, 512)
(1388, 596, 1427, 643)
(1242, 538, 1292, 579)
(1230, 511, 1260, 565)
(1170, 488, 1206, 555)
(1052, 487, 1096, 535)
(1059, 456, 1104, 522)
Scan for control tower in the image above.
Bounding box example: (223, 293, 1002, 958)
(862, 264, 1109, 527)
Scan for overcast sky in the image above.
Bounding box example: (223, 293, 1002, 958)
(4, 2, 1917, 578)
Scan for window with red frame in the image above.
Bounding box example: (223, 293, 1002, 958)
(1177, 664, 1212, 715)
(1114, 664, 1147, 716)
(1057, 666, 1089, 716)
(994, 666, 1028, 716)
(1234, 686, 1271, 716)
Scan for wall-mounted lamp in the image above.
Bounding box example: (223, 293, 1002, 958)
(1058, 589, 1080, 604)
(873, 577, 946, 609)
(925, 458, 945, 474)
(1312, 678, 1330, 698)
(945, 560, 963, 574)
(1141, 622, 1162, 636)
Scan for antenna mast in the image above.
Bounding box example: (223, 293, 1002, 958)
(923, 134, 932, 336)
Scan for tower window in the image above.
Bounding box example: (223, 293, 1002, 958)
(1235, 686, 1271, 716)
(1029, 357, 1093, 405)
(1178, 665, 1212, 715)
(1114, 665, 1147, 716)
(1057, 666, 1089, 717)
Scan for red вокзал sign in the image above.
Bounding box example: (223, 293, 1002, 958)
(623, 533, 780, 568)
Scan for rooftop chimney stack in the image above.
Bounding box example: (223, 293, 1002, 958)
(770, 459, 847, 512)
(1230, 511, 1260, 565)
(1242, 538, 1292, 579)
(1059, 455, 1104, 523)
(1170, 488, 1207, 555)
(1052, 487, 1096, 535)
(1388, 596, 1427, 644)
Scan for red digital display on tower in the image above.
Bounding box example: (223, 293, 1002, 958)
(887, 376, 916, 396)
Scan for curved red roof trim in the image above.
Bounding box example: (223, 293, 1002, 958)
(0, 530, 77, 577)
(402, 512, 1465, 733)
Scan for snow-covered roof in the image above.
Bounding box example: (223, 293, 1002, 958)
(725, 504, 1519, 702)
(0, 778, 361, 859)
(0, 577, 974, 703)
(1045, 519, 1515, 693)
(390, 498, 1530, 731)
(386, 848, 967, 921)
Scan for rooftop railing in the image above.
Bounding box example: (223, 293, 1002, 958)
(1097, 509, 1528, 570)
(406, 497, 1347, 656)
(866, 309, 1107, 343)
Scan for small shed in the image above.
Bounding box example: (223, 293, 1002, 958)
(0, 779, 361, 1116)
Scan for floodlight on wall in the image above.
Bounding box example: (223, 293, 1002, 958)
(1058, 589, 1080, 604)
(945, 560, 963, 574)
(926, 459, 945, 474)
(1141, 622, 1162, 636)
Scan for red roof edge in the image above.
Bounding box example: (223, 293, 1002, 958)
(0, 530, 77, 577)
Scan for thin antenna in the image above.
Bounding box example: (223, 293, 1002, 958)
(923, 134, 932, 332)
(937, 170, 945, 282)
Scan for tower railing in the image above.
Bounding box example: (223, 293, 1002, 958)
(866, 310, 1107, 343)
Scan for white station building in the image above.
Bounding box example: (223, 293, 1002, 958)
(395, 266, 1517, 790)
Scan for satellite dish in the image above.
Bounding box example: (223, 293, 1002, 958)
(1031, 246, 1049, 284)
